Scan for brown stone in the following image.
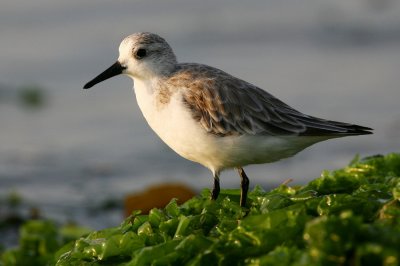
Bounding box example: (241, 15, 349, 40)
(124, 183, 196, 216)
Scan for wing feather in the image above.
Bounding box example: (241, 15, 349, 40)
(172, 63, 372, 137)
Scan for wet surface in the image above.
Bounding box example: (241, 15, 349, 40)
(1, 1, 399, 240)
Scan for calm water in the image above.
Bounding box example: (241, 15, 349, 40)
(1, 0, 400, 230)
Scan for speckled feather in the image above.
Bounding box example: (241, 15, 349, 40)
(162, 63, 372, 137)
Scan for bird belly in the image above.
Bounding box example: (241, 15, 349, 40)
(134, 84, 235, 171)
(134, 83, 328, 173)
(210, 134, 329, 169)
(135, 88, 216, 166)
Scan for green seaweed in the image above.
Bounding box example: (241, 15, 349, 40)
(1, 153, 399, 266)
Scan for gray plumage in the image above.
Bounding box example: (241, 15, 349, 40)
(162, 63, 373, 137)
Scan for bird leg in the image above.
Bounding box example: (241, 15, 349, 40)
(211, 173, 220, 201)
(237, 167, 250, 207)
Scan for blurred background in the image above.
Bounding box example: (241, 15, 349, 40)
(1, 0, 399, 242)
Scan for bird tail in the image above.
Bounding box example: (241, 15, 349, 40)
(336, 123, 373, 135)
(299, 116, 373, 136)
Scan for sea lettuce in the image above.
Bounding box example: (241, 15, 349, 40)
(1, 153, 399, 266)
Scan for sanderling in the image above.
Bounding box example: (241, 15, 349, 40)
(84, 32, 372, 207)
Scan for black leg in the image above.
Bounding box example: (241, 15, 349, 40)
(211, 173, 220, 201)
(237, 167, 250, 207)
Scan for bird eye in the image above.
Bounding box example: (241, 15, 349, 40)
(135, 48, 147, 59)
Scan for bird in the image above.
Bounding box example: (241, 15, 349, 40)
(83, 32, 372, 207)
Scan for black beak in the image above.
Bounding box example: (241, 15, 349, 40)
(83, 61, 125, 89)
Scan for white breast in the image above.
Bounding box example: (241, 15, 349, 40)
(133, 79, 223, 172)
(132, 79, 327, 174)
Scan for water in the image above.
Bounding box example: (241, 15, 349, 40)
(1, 0, 400, 233)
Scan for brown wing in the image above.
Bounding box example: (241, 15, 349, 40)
(176, 63, 372, 137)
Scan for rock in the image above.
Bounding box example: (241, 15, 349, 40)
(124, 183, 196, 216)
